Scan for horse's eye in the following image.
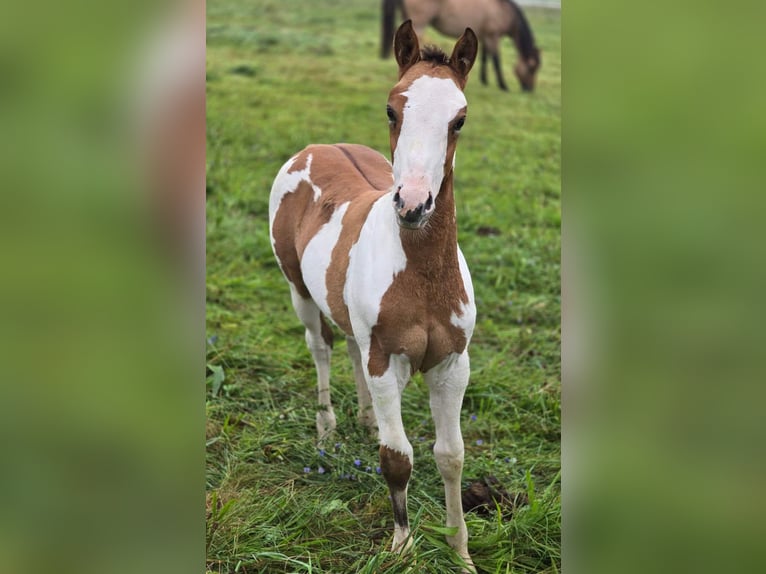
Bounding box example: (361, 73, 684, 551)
(386, 105, 397, 125)
(453, 117, 466, 133)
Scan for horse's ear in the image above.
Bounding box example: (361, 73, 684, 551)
(394, 20, 421, 78)
(449, 28, 478, 87)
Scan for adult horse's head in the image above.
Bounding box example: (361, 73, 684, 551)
(514, 47, 541, 92)
(386, 20, 478, 230)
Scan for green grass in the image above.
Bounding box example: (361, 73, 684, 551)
(206, 1, 560, 572)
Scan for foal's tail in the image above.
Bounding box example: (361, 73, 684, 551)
(381, 0, 407, 58)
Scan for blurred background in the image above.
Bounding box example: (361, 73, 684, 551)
(0, 1, 204, 573)
(565, 1, 766, 573)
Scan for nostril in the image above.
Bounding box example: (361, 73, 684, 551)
(424, 193, 433, 211)
(393, 191, 404, 209)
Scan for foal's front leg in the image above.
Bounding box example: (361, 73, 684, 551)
(365, 352, 414, 553)
(425, 352, 475, 572)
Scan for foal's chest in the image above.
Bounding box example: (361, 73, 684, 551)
(366, 260, 474, 375)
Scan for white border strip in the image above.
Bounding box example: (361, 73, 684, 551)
(517, 0, 561, 9)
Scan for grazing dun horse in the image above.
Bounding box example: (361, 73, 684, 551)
(269, 20, 479, 571)
(381, 0, 541, 92)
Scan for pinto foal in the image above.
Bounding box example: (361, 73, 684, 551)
(269, 21, 479, 569)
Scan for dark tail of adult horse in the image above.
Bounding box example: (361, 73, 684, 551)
(381, 0, 407, 58)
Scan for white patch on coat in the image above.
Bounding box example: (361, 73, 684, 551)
(393, 76, 466, 204)
(451, 247, 477, 342)
(268, 152, 322, 240)
(300, 202, 350, 317)
(344, 193, 408, 348)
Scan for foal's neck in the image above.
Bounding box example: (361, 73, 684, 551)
(398, 171, 460, 277)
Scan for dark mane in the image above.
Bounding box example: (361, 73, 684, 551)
(507, 0, 538, 60)
(420, 44, 450, 65)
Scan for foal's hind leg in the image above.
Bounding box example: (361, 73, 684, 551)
(425, 352, 475, 572)
(346, 336, 378, 433)
(289, 286, 336, 441)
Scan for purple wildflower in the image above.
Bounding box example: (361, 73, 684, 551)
(303, 467, 311, 474)
(353, 458, 362, 467)
(476, 439, 484, 446)
(365, 466, 372, 472)
(470, 414, 477, 422)
(318, 466, 326, 474)
(375, 466, 382, 474)
(318, 449, 326, 457)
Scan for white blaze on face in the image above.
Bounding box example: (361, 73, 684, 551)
(393, 75, 466, 209)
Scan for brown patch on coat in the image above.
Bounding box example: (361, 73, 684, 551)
(380, 445, 412, 489)
(286, 149, 309, 173)
(270, 178, 317, 298)
(380, 444, 412, 526)
(319, 314, 334, 349)
(271, 144, 393, 331)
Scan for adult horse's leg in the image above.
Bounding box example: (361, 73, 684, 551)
(346, 336, 378, 433)
(480, 42, 489, 86)
(425, 352, 475, 572)
(493, 52, 509, 91)
(484, 35, 508, 91)
(366, 352, 414, 553)
(289, 285, 337, 442)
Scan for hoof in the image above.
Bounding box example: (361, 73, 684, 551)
(458, 554, 476, 574)
(316, 409, 337, 443)
(392, 526, 414, 555)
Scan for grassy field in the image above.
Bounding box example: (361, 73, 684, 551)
(206, 1, 560, 572)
